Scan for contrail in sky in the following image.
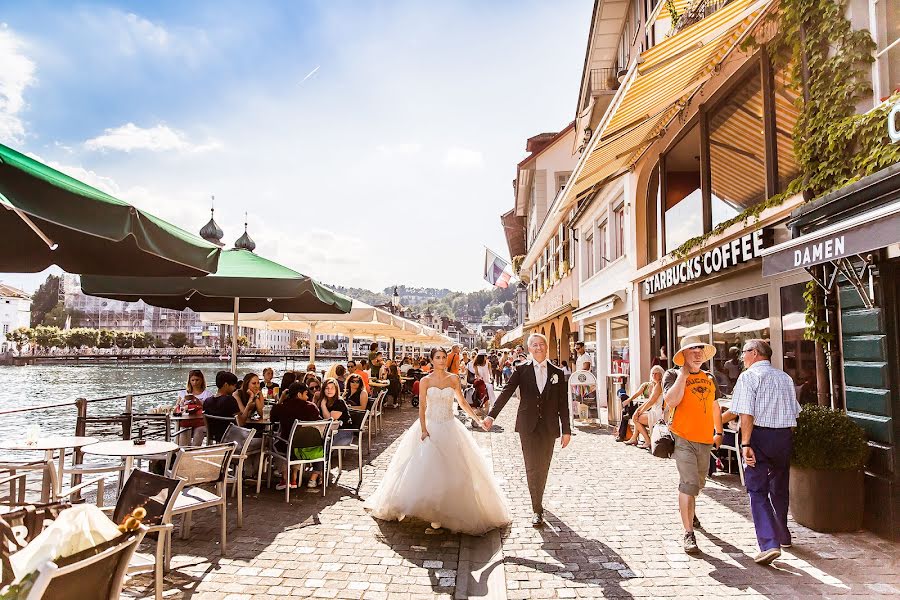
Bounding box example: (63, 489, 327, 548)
(300, 66, 320, 84)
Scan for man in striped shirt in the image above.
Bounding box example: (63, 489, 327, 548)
(730, 339, 801, 566)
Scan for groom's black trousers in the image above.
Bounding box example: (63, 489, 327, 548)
(519, 429, 556, 514)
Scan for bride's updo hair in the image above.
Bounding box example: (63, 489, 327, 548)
(430, 347, 447, 360)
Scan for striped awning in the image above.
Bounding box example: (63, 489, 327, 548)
(569, 0, 773, 198)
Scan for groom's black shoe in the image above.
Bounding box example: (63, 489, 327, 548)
(532, 513, 544, 527)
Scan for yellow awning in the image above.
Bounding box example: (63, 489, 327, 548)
(570, 0, 773, 198)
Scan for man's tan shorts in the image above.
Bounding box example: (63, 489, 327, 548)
(674, 435, 713, 496)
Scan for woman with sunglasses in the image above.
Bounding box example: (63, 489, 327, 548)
(343, 373, 369, 410)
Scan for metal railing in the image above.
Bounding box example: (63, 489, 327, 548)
(589, 68, 618, 95)
(672, 0, 734, 33)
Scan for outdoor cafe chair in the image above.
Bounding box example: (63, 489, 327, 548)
(0, 461, 56, 505)
(166, 444, 233, 559)
(220, 424, 260, 528)
(266, 419, 333, 503)
(203, 414, 238, 445)
(329, 409, 370, 488)
(370, 390, 387, 437)
(717, 423, 745, 485)
(23, 525, 147, 600)
(97, 469, 182, 600)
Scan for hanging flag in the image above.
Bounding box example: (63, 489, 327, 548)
(484, 248, 511, 289)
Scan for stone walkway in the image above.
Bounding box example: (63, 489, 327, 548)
(118, 396, 900, 599)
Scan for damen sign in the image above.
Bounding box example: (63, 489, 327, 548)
(642, 229, 768, 297)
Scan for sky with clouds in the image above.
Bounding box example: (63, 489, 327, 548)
(0, 0, 590, 294)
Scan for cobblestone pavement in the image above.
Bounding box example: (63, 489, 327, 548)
(484, 394, 900, 599)
(124, 403, 460, 600)
(116, 392, 900, 599)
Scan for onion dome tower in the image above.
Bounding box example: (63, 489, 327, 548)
(199, 196, 224, 246)
(234, 212, 256, 252)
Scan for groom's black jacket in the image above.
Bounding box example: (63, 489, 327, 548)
(488, 360, 571, 437)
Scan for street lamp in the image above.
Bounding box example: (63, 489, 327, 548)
(389, 286, 400, 360)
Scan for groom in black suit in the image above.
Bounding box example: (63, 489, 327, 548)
(483, 333, 571, 526)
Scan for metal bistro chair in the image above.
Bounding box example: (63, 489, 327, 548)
(166, 444, 233, 560)
(203, 414, 237, 445)
(99, 470, 183, 600)
(718, 423, 745, 485)
(267, 420, 333, 503)
(0, 461, 56, 504)
(220, 424, 260, 528)
(329, 409, 371, 488)
(370, 390, 388, 437)
(24, 526, 147, 600)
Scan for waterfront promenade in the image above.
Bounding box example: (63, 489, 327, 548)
(119, 397, 900, 599)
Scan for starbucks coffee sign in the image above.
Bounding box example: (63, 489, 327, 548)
(642, 229, 769, 297)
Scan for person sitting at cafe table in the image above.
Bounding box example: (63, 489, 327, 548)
(271, 381, 324, 490)
(234, 373, 266, 420)
(343, 373, 369, 410)
(399, 357, 414, 375)
(279, 371, 297, 401)
(385, 363, 403, 408)
(319, 378, 352, 429)
(306, 362, 317, 373)
(371, 351, 385, 380)
(262, 367, 277, 396)
(174, 369, 212, 446)
(203, 371, 257, 441)
(334, 364, 347, 393)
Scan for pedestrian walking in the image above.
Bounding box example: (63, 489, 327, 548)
(663, 336, 724, 555)
(730, 339, 801, 566)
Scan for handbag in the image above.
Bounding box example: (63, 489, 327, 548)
(651, 419, 675, 458)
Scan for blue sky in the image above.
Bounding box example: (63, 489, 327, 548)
(0, 0, 590, 293)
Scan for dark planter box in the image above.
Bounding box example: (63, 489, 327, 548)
(789, 466, 864, 532)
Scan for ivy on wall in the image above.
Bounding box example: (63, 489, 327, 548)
(667, 0, 900, 344)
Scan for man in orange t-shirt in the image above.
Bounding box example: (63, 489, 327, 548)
(663, 336, 723, 555)
(446, 344, 461, 376)
(355, 359, 372, 393)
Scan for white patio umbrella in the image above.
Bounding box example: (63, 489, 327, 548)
(201, 300, 419, 362)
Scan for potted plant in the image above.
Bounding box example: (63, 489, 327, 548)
(789, 405, 868, 532)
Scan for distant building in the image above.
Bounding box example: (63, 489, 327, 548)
(61, 274, 221, 347)
(0, 283, 31, 352)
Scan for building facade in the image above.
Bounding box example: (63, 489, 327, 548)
(0, 284, 31, 352)
(508, 125, 579, 364)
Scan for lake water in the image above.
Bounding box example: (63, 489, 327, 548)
(0, 359, 342, 447)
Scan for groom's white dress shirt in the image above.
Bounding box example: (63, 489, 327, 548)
(534, 359, 548, 393)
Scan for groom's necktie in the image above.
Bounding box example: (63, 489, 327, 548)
(536, 363, 546, 394)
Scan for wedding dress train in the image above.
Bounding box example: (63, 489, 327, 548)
(364, 386, 511, 535)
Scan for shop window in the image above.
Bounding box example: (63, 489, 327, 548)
(649, 310, 669, 369)
(663, 124, 703, 254)
(780, 283, 818, 404)
(612, 203, 625, 260)
(610, 315, 630, 375)
(674, 306, 711, 367)
(583, 232, 595, 281)
(711, 294, 770, 395)
(709, 70, 767, 226)
(773, 62, 801, 192)
(598, 220, 609, 269)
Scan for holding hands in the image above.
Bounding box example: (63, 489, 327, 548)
(481, 417, 494, 431)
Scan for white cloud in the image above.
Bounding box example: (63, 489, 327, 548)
(36, 156, 121, 196)
(120, 13, 170, 52)
(84, 123, 222, 154)
(0, 24, 36, 143)
(442, 146, 484, 169)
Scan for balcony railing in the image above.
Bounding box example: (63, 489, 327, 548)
(672, 0, 734, 34)
(589, 68, 618, 95)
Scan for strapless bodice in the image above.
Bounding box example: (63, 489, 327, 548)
(425, 387, 456, 423)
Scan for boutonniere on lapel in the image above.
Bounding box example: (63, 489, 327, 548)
(550, 374, 559, 385)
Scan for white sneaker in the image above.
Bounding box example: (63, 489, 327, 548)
(754, 548, 781, 565)
(307, 477, 320, 488)
(430, 522, 441, 530)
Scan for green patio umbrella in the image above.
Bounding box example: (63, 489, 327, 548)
(81, 248, 352, 372)
(0, 143, 221, 276)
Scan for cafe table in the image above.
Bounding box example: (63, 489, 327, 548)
(83, 439, 179, 482)
(0, 436, 98, 500)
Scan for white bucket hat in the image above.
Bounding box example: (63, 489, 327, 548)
(673, 335, 717, 367)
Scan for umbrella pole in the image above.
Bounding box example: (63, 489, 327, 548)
(309, 324, 316, 366)
(231, 297, 240, 374)
(4, 202, 58, 250)
(348, 333, 353, 361)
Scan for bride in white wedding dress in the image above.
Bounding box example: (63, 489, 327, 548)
(364, 347, 511, 536)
